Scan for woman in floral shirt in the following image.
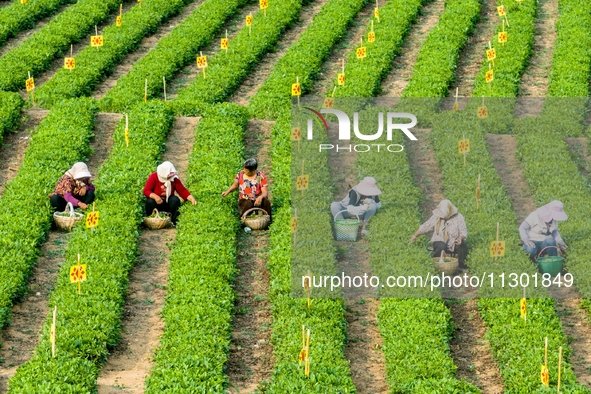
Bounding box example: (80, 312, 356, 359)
(49, 162, 95, 211)
(222, 158, 271, 220)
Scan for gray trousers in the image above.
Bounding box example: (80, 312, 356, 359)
(330, 201, 381, 226)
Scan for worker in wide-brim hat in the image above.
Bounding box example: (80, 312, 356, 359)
(330, 176, 382, 236)
(410, 199, 469, 269)
(520, 200, 568, 260)
(49, 162, 95, 211)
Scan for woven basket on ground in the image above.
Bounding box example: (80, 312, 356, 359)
(53, 202, 84, 232)
(241, 208, 270, 230)
(144, 208, 171, 230)
(432, 251, 459, 276)
(333, 210, 360, 242)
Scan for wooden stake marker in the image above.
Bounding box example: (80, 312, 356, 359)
(453, 87, 459, 111)
(163, 76, 167, 101)
(475, 173, 480, 210)
(558, 346, 563, 392)
(541, 337, 550, 386)
(50, 306, 57, 357)
(125, 114, 129, 147)
(144, 79, 148, 102)
(304, 329, 311, 377)
(374, 0, 380, 23)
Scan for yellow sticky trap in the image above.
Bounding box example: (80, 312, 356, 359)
(91, 35, 104, 47)
(290, 127, 301, 141)
(86, 211, 100, 228)
(64, 57, 75, 70)
(296, 175, 309, 190)
(458, 139, 470, 154)
(25, 77, 35, 92)
(291, 83, 301, 96)
(489, 241, 506, 257)
(356, 46, 367, 59)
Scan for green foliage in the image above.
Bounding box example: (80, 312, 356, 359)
(351, 108, 478, 392)
(547, 0, 591, 97)
(515, 117, 591, 310)
(0, 0, 121, 92)
(36, 0, 195, 108)
(0, 98, 97, 337)
(472, 0, 537, 97)
(402, 0, 481, 98)
(100, 0, 249, 113)
(172, 0, 303, 116)
(145, 103, 247, 391)
(248, 0, 366, 120)
(8, 101, 174, 392)
(0, 0, 76, 49)
(430, 110, 589, 393)
(0, 91, 24, 144)
(333, 0, 426, 97)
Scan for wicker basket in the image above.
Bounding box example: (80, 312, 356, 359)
(144, 209, 171, 230)
(241, 208, 270, 230)
(334, 210, 360, 242)
(53, 202, 84, 232)
(433, 251, 459, 276)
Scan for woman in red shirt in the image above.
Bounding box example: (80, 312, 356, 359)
(222, 158, 271, 220)
(143, 161, 196, 225)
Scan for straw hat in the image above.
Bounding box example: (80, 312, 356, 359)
(356, 177, 381, 196)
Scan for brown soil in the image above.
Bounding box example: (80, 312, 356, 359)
(226, 119, 274, 393)
(379, 0, 445, 97)
(165, 1, 262, 100)
(0, 2, 74, 57)
(486, 134, 536, 224)
(308, 1, 377, 98)
(324, 121, 388, 393)
(26, 1, 137, 97)
(487, 134, 591, 388)
(96, 116, 198, 393)
(518, 0, 558, 98)
(0, 112, 119, 393)
(0, 232, 70, 393)
(0, 109, 49, 197)
(93, 0, 205, 100)
(447, 299, 504, 393)
(552, 297, 591, 389)
(229, 0, 329, 107)
(408, 130, 504, 393)
(449, 0, 498, 99)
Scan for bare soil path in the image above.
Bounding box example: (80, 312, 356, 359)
(324, 122, 388, 394)
(165, 1, 261, 100)
(308, 1, 377, 98)
(379, 0, 444, 97)
(93, 0, 204, 100)
(0, 112, 120, 393)
(229, 0, 329, 106)
(518, 0, 558, 98)
(25, 1, 137, 95)
(226, 119, 274, 393)
(449, 0, 498, 98)
(408, 130, 504, 393)
(0, 109, 48, 197)
(487, 133, 591, 389)
(96, 116, 198, 394)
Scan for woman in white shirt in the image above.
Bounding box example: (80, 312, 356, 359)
(520, 200, 568, 260)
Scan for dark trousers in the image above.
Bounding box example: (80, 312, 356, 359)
(50, 191, 95, 212)
(432, 240, 468, 267)
(145, 196, 181, 224)
(238, 197, 271, 221)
